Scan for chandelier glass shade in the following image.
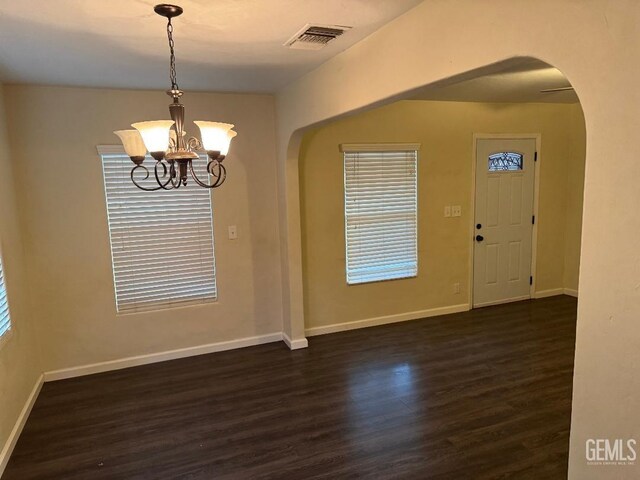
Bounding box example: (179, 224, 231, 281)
(113, 4, 236, 191)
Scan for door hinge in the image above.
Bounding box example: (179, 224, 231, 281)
(532, 215, 535, 225)
(530, 276, 533, 286)
(534, 151, 538, 162)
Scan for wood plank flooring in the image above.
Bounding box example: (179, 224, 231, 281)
(4, 296, 577, 479)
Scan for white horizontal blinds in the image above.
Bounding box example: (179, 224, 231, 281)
(344, 147, 418, 284)
(0, 255, 10, 338)
(99, 149, 217, 313)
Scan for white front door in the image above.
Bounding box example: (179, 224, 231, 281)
(473, 138, 536, 307)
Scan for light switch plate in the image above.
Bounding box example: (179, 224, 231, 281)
(228, 225, 238, 240)
(444, 206, 452, 218)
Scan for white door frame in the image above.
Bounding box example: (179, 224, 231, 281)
(469, 133, 541, 308)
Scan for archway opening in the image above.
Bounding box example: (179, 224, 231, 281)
(289, 56, 585, 476)
(294, 56, 584, 333)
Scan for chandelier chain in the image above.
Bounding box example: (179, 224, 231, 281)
(166, 18, 179, 91)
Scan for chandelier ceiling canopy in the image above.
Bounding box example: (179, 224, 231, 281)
(114, 4, 236, 191)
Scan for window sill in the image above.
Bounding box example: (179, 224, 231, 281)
(115, 297, 219, 316)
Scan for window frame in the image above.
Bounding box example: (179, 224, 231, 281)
(97, 145, 219, 315)
(341, 143, 420, 285)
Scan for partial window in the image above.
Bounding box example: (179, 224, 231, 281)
(98, 147, 217, 313)
(0, 255, 11, 339)
(488, 152, 523, 171)
(343, 144, 419, 285)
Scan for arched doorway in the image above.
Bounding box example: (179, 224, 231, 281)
(283, 57, 585, 341)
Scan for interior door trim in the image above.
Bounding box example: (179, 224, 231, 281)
(469, 133, 541, 309)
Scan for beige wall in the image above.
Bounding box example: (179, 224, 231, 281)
(275, 1, 640, 477)
(3, 85, 283, 372)
(564, 105, 587, 291)
(299, 100, 585, 329)
(0, 84, 42, 465)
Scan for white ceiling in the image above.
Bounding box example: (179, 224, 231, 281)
(409, 59, 579, 104)
(0, 0, 423, 93)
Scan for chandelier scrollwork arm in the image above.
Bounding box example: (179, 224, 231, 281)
(187, 136, 202, 151)
(208, 159, 227, 187)
(154, 160, 177, 190)
(130, 164, 166, 192)
(188, 159, 227, 188)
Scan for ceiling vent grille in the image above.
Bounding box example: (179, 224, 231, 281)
(285, 24, 351, 50)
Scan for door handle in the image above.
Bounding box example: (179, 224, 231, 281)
(475, 235, 484, 242)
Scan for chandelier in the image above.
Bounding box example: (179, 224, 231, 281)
(114, 4, 237, 191)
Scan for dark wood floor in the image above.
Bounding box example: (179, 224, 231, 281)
(5, 296, 577, 479)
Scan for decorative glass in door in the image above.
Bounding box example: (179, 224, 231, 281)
(488, 152, 523, 172)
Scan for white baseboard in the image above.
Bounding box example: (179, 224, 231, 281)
(534, 288, 578, 299)
(473, 295, 532, 308)
(533, 288, 565, 299)
(0, 374, 44, 476)
(43, 333, 283, 382)
(305, 303, 470, 337)
(282, 332, 309, 350)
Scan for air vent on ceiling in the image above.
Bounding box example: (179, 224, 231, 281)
(285, 24, 352, 50)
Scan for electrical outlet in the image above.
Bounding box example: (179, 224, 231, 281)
(453, 282, 460, 294)
(452, 205, 462, 217)
(444, 206, 451, 217)
(228, 225, 238, 240)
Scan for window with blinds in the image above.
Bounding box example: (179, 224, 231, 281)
(342, 144, 419, 285)
(0, 255, 11, 339)
(98, 146, 217, 313)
